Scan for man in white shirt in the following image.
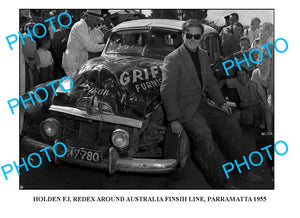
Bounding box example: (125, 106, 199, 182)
(88, 26, 105, 59)
(244, 17, 261, 44)
(62, 9, 105, 76)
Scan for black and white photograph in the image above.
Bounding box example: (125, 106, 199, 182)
(0, 0, 298, 217)
(19, 9, 275, 189)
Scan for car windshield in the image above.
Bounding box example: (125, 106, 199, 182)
(105, 28, 182, 59)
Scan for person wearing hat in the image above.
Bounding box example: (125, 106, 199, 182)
(244, 17, 261, 44)
(88, 16, 105, 59)
(221, 22, 244, 57)
(62, 9, 105, 76)
(219, 13, 239, 44)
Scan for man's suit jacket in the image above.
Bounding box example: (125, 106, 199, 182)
(160, 44, 225, 123)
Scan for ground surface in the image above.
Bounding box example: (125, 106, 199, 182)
(20, 125, 274, 190)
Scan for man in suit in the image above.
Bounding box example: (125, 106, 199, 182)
(160, 19, 261, 188)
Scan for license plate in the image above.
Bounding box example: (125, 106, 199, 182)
(65, 147, 102, 163)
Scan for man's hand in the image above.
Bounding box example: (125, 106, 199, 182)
(220, 102, 232, 115)
(170, 120, 183, 137)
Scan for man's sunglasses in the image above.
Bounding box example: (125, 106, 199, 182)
(185, 33, 201, 40)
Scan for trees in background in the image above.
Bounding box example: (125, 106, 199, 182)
(150, 9, 221, 30)
(150, 9, 208, 21)
(150, 10, 178, 19)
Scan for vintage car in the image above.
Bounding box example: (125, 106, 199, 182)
(21, 19, 223, 175)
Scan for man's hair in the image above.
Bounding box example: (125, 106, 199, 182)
(261, 22, 273, 33)
(233, 22, 244, 33)
(182, 19, 204, 34)
(230, 13, 239, 21)
(240, 36, 250, 44)
(251, 17, 261, 25)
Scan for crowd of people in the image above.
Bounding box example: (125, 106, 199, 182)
(19, 9, 113, 133)
(19, 9, 274, 139)
(20, 9, 114, 92)
(20, 10, 274, 128)
(19, 9, 274, 188)
(161, 17, 274, 188)
(219, 13, 274, 133)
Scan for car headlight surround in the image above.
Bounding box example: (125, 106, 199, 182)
(39, 118, 61, 141)
(111, 129, 130, 149)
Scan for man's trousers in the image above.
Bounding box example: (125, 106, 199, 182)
(182, 102, 247, 187)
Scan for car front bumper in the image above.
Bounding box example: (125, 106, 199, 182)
(21, 136, 178, 174)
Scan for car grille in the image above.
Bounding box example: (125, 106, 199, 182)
(58, 117, 132, 158)
(60, 118, 114, 149)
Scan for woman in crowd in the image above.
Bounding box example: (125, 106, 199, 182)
(244, 17, 261, 44)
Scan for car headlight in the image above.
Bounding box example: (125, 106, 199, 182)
(39, 118, 61, 141)
(111, 129, 129, 149)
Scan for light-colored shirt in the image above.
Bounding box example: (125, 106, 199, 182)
(89, 27, 104, 44)
(251, 36, 273, 89)
(251, 67, 270, 89)
(244, 28, 259, 44)
(251, 36, 273, 52)
(226, 78, 267, 107)
(37, 48, 53, 68)
(65, 19, 104, 66)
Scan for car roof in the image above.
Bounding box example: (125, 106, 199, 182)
(112, 19, 218, 34)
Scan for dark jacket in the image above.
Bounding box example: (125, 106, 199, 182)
(160, 44, 225, 123)
(221, 35, 241, 57)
